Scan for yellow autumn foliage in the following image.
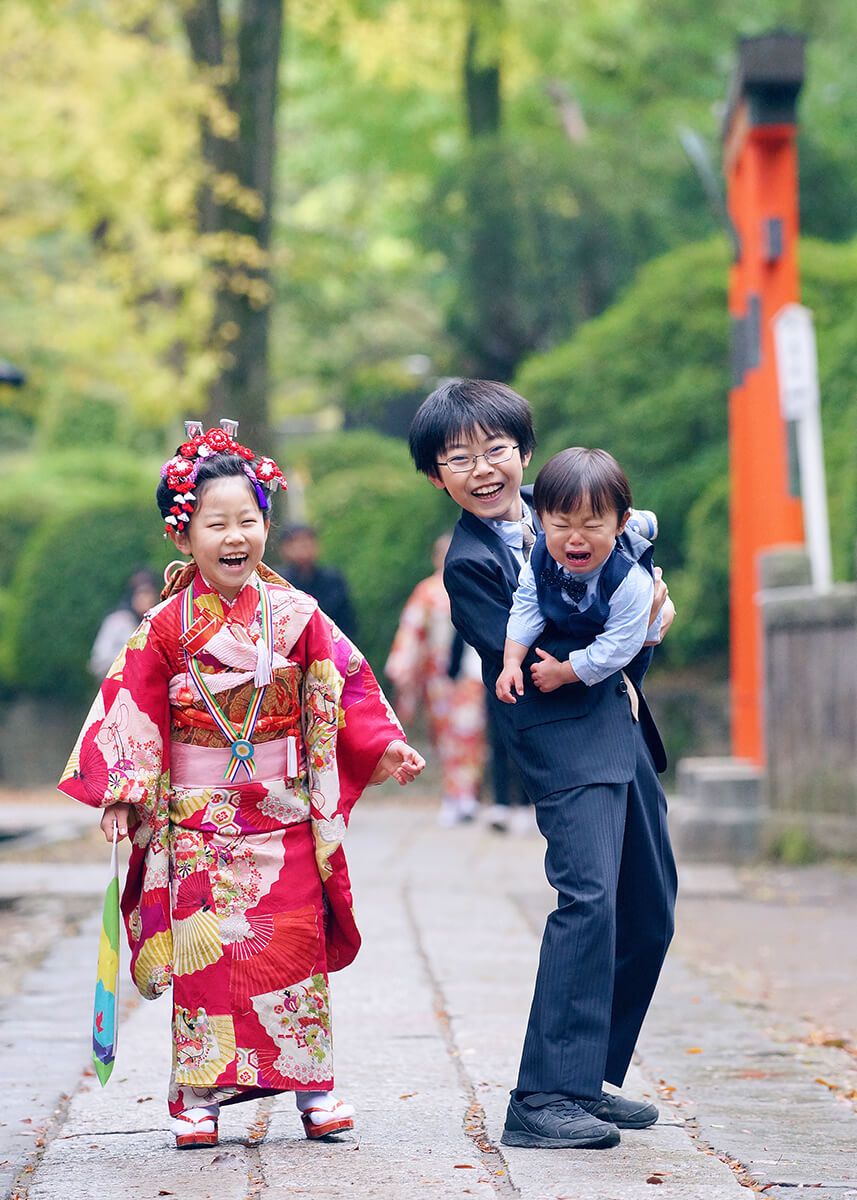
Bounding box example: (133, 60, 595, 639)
(0, 0, 273, 441)
(290, 0, 539, 97)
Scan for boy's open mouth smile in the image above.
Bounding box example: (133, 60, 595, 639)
(471, 483, 504, 502)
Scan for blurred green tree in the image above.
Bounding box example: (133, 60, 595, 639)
(181, 0, 284, 448)
(281, 0, 857, 394)
(0, 1, 218, 450)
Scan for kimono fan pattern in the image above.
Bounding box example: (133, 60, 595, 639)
(59, 564, 403, 1114)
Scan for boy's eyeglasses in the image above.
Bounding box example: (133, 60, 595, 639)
(437, 444, 519, 474)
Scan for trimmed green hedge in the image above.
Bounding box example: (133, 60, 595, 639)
(2, 494, 165, 700)
(0, 451, 159, 589)
(0, 452, 166, 701)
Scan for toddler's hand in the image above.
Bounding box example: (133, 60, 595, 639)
(648, 568, 669, 626)
(100, 801, 133, 842)
(530, 648, 573, 693)
(496, 664, 524, 704)
(372, 740, 426, 786)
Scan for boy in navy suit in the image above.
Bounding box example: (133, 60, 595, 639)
(409, 379, 677, 1150)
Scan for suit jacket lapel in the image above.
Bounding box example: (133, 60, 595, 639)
(459, 507, 521, 593)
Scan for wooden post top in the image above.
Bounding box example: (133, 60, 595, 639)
(723, 32, 805, 147)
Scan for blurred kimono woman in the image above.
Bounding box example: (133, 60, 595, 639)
(385, 533, 486, 826)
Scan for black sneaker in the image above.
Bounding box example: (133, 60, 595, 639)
(500, 1093, 620, 1149)
(577, 1091, 659, 1129)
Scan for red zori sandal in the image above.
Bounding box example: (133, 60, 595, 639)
(171, 1109, 219, 1149)
(300, 1100, 355, 1140)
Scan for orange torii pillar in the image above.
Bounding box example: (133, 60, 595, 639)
(723, 33, 806, 766)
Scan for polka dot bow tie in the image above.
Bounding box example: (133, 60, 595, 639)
(540, 566, 588, 606)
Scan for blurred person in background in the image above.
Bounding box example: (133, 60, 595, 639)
(483, 702, 534, 835)
(386, 533, 486, 827)
(278, 523, 357, 639)
(89, 568, 159, 678)
(448, 628, 534, 835)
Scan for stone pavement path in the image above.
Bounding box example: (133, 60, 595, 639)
(2, 800, 856, 1200)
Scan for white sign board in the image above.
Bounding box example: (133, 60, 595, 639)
(773, 303, 820, 420)
(772, 302, 832, 593)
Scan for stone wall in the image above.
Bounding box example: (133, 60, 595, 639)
(0, 698, 86, 788)
(760, 548, 857, 853)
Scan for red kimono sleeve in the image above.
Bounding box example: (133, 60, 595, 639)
(58, 613, 172, 818)
(58, 610, 175, 1000)
(296, 607, 404, 829)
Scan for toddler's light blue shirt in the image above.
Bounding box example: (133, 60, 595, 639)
(506, 551, 662, 686)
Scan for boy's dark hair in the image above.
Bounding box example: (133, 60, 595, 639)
(156, 453, 272, 523)
(533, 447, 632, 521)
(408, 378, 536, 479)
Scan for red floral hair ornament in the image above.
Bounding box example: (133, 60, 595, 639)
(160, 418, 286, 534)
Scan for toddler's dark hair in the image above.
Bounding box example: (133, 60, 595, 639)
(408, 378, 536, 478)
(156, 453, 273, 524)
(533, 447, 632, 521)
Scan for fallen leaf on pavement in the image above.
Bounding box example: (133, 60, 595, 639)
(686, 1047, 703, 1054)
(805, 1029, 850, 1049)
(454, 1164, 475, 1169)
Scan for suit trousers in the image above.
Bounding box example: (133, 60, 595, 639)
(515, 720, 677, 1101)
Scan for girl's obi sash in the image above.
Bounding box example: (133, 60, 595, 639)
(170, 738, 302, 789)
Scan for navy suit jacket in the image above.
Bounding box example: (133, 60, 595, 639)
(443, 487, 667, 798)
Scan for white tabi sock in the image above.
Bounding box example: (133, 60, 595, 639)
(295, 1091, 355, 1121)
(170, 1104, 219, 1135)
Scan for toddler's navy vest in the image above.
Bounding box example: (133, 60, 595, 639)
(530, 529, 655, 688)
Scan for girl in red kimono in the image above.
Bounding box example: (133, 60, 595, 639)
(59, 421, 424, 1149)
